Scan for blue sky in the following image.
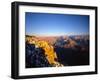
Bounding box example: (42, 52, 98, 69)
(25, 12, 89, 36)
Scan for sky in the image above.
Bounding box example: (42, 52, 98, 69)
(25, 12, 89, 36)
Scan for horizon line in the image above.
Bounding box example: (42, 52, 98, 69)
(26, 34, 89, 37)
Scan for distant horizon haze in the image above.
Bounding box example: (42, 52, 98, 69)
(26, 34, 89, 37)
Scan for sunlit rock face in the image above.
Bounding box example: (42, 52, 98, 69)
(26, 35, 89, 67)
(26, 35, 63, 67)
(26, 43, 51, 67)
